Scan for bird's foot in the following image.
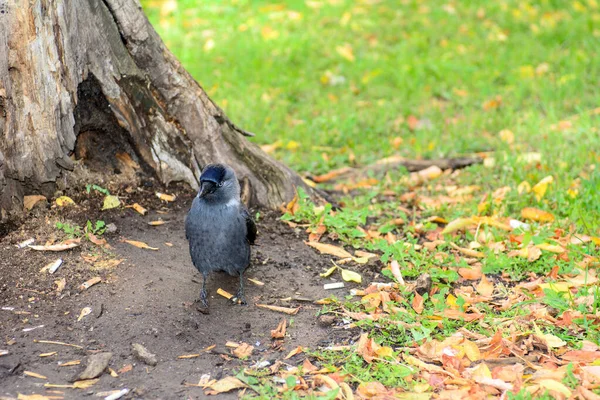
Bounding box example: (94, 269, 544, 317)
(196, 289, 210, 313)
(231, 290, 247, 306)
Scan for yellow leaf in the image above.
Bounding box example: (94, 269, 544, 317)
(232, 343, 254, 359)
(536, 243, 565, 253)
(17, 394, 51, 400)
(538, 379, 571, 397)
(538, 282, 571, 292)
(305, 241, 353, 258)
(206, 376, 248, 394)
(532, 175, 554, 201)
(534, 323, 567, 348)
(442, 218, 474, 234)
(122, 239, 159, 251)
(521, 207, 555, 223)
(336, 43, 355, 62)
(320, 265, 337, 278)
(499, 129, 514, 144)
(102, 195, 120, 210)
(463, 340, 481, 361)
(203, 38, 215, 52)
(340, 268, 362, 283)
(376, 346, 394, 358)
(468, 362, 491, 379)
(284, 346, 304, 359)
(517, 181, 531, 194)
(260, 26, 279, 40)
(446, 294, 458, 308)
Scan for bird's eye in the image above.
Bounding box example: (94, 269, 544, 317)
(218, 182, 224, 187)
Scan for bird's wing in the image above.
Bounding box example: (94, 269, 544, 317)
(241, 207, 257, 245)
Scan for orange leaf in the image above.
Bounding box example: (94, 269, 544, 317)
(521, 207, 555, 223)
(270, 319, 287, 339)
(412, 293, 424, 314)
(458, 265, 482, 280)
(284, 346, 304, 360)
(305, 241, 352, 258)
(476, 274, 494, 297)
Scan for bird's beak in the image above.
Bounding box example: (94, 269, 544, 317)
(198, 181, 217, 198)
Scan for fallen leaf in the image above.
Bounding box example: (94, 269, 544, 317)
(320, 265, 337, 278)
(256, 304, 300, 315)
(17, 395, 51, 400)
(463, 340, 481, 361)
(340, 267, 361, 283)
(476, 274, 494, 297)
(156, 192, 176, 202)
(205, 376, 247, 394)
(537, 379, 571, 397)
(389, 260, 405, 285)
(534, 323, 566, 348)
(39, 352, 57, 357)
(536, 242, 565, 253)
(24, 371, 47, 379)
(442, 218, 474, 234)
(284, 346, 304, 359)
(88, 233, 109, 248)
(232, 343, 253, 359)
(532, 176, 554, 201)
(521, 207, 555, 223)
(102, 195, 121, 210)
(29, 240, 80, 252)
(449, 242, 484, 258)
(122, 239, 158, 250)
(412, 293, 424, 314)
(55, 196, 75, 207)
(306, 241, 352, 258)
(23, 195, 47, 210)
(247, 278, 264, 286)
(336, 43, 355, 62)
(312, 167, 354, 183)
(271, 319, 287, 339)
(458, 265, 482, 280)
(77, 307, 92, 322)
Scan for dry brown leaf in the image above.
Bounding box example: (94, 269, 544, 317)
(411, 293, 424, 314)
(284, 346, 304, 359)
(476, 274, 494, 297)
(270, 319, 287, 339)
(29, 239, 81, 252)
(458, 265, 482, 280)
(205, 376, 247, 395)
(23, 195, 47, 211)
(305, 241, 353, 258)
(39, 352, 57, 357)
(73, 378, 99, 389)
(121, 239, 158, 250)
(88, 233, 109, 248)
(521, 207, 555, 223)
(232, 343, 254, 359)
(449, 242, 484, 258)
(256, 304, 300, 315)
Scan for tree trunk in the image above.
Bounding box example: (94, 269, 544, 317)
(0, 0, 306, 218)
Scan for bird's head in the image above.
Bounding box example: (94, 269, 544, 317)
(197, 163, 240, 203)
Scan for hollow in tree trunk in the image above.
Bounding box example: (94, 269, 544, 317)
(0, 0, 308, 219)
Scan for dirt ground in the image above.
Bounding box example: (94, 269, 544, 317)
(0, 187, 364, 399)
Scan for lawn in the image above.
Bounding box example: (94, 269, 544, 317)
(142, 0, 600, 398)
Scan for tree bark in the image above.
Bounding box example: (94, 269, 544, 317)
(0, 0, 306, 218)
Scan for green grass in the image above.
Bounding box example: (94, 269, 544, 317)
(141, 0, 600, 397)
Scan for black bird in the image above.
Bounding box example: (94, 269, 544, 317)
(185, 163, 257, 309)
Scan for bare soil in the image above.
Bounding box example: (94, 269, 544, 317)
(0, 186, 364, 399)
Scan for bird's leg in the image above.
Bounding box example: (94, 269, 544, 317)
(234, 271, 247, 305)
(199, 273, 209, 309)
